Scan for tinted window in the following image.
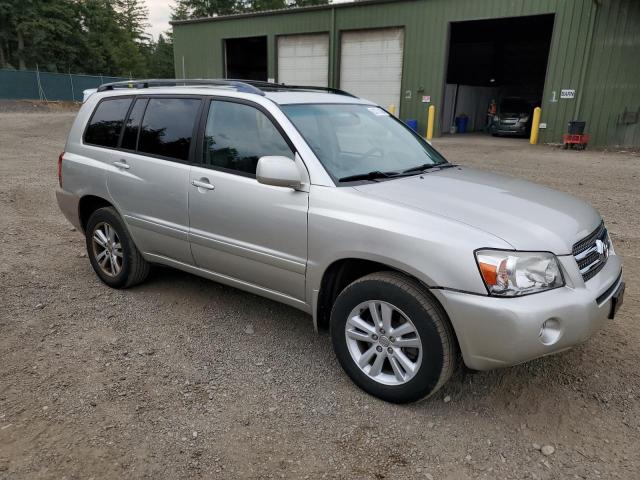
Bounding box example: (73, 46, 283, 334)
(121, 98, 148, 150)
(203, 101, 293, 175)
(84, 98, 132, 148)
(138, 98, 201, 161)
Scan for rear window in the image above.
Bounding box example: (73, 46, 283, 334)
(84, 97, 132, 148)
(138, 98, 201, 161)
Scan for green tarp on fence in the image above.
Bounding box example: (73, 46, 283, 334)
(0, 69, 126, 102)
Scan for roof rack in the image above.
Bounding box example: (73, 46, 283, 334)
(96, 78, 358, 98)
(232, 79, 358, 98)
(96, 79, 265, 95)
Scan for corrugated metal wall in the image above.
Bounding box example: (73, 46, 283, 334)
(579, 0, 640, 147)
(173, 0, 640, 147)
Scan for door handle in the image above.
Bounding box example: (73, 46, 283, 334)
(113, 160, 130, 170)
(191, 179, 215, 190)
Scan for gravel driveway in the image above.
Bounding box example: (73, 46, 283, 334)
(1, 110, 639, 479)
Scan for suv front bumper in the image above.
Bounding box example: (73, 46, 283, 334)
(432, 254, 623, 371)
(491, 123, 528, 136)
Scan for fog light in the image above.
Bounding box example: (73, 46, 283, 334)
(539, 318, 562, 346)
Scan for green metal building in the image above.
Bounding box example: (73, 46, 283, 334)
(172, 0, 640, 147)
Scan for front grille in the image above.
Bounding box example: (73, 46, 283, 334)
(573, 222, 609, 282)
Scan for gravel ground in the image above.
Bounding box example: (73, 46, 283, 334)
(1, 111, 639, 480)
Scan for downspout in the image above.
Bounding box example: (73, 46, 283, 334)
(574, 0, 601, 120)
(330, 6, 337, 88)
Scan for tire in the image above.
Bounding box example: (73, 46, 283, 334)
(85, 207, 149, 288)
(330, 272, 457, 403)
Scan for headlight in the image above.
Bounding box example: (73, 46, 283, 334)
(475, 250, 565, 296)
(606, 233, 615, 255)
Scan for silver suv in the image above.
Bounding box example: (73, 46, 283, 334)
(57, 79, 625, 403)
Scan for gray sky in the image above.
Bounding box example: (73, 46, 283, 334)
(146, 0, 174, 40)
(145, 0, 354, 40)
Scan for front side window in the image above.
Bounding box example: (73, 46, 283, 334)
(281, 104, 448, 182)
(138, 98, 201, 161)
(203, 100, 293, 175)
(84, 97, 132, 148)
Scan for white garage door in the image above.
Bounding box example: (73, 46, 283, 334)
(277, 34, 329, 87)
(340, 28, 404, 112)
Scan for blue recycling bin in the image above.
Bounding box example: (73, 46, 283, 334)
(405, 119, 418, 132)
(455, 116, 469, 134)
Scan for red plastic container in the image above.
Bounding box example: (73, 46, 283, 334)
(562, 133, 590, 150)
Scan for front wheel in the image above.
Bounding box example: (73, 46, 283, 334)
(330, 272, 457, 403)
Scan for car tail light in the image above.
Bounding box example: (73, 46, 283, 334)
(58, 152, 64, 187)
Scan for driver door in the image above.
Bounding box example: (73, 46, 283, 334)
(188, 99, 309, 302)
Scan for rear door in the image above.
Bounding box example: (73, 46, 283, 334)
(188, 98, 308, 301)
(106, 96, 202, 264)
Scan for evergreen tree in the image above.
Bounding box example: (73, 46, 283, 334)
(170, 0, 329, 19)
(115, 0, 150, 43)
(81, 0, 135, 76)
(171, 0, 240, 19)
(247, 0, 287, 12)
(148, 33, 175, 78)
(0, 0, 85, 72)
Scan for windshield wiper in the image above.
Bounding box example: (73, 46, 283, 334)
(401, 163, 457, 174)
(340, 164, 457, 183)
(339, 170, 394, 182)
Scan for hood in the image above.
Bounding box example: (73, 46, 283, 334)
(354, 166, 601, 254)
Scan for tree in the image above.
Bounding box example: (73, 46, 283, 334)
(171, 0, 240, 19)
(81, 0, 135, 76)
(0, 0, 175, 78)
(170, 0, 329, 19)
(115, 0, 150, 43)
(0, 0, 86, 71)
(247, 0, 287, 12)
(148, 33, 175, 78)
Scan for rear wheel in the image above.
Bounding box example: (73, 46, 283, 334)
(85, 207, 149, 288)
(330, 272, 457, 403)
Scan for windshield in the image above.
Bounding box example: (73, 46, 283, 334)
(500, 98, 531, 115)
(281, 104, 448, 183)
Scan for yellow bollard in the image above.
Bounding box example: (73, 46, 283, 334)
(426, 105, 435, 140)
(530, 106, 542, 145)
(388, 104, 396, 116)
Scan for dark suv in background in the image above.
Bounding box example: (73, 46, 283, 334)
(490, 97, 534, 137)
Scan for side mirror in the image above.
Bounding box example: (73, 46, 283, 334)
(256, 156, 302, 190)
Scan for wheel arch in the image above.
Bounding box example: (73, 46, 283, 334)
(78, 195, 115, 233)
(314, 256, 446, 332)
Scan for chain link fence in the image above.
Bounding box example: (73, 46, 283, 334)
(0, 69, 126, 102)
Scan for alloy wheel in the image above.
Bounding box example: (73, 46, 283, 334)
(344, 300, 423, 386)
(91, 221, 123, 277)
